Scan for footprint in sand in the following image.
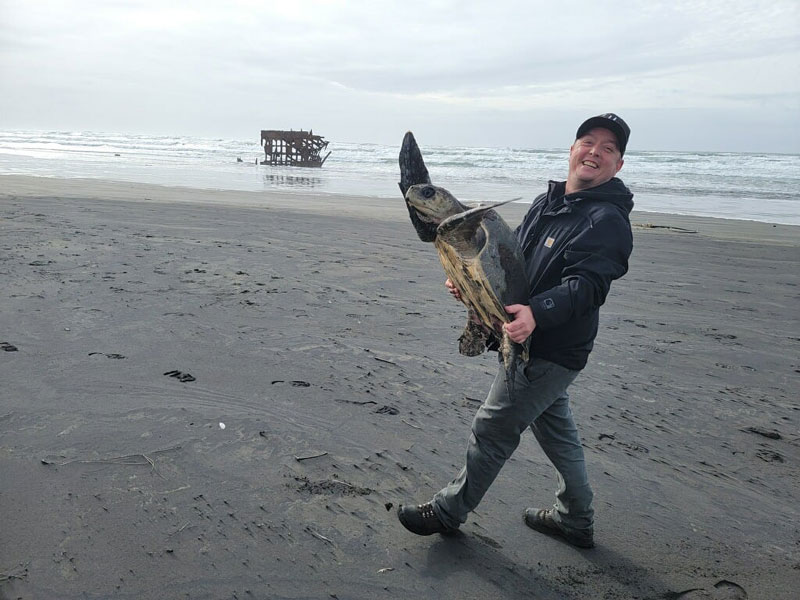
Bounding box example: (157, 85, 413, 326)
(672, 580, 747, 599)
(271, 380, 311, 387)
(164, 370, 196, 383)
(88, 352, 126, 359)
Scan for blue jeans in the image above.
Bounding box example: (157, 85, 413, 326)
(433, 358, 594, 534)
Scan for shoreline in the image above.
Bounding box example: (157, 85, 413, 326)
(2, 174, 799, 247)
(2, 175, 799, 599)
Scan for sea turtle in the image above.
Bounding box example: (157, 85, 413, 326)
(398, 132, 530, 393)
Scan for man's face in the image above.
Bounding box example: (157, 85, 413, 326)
(567, 127, 624, 192)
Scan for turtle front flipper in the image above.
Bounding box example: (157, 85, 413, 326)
(398, 133, 438, 242)
(398, 132, 430, 197)
(436, 198, 520, 246)
(458, 313, 492, 357)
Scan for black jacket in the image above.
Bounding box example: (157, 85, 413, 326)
(516, 177, 633, 370)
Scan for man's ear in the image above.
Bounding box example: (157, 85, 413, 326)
(615, 158, 624, 174)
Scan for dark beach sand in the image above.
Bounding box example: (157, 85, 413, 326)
(1, 175, 798, 599)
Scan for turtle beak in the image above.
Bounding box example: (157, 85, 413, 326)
(405, 200, 438, 242)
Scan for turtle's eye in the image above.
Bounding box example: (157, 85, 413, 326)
(422, 186, 436, 199)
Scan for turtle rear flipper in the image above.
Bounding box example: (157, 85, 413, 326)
(500, 333, 530, 400)
(462, 319, 524, 402)
(458, 316, 492, 357)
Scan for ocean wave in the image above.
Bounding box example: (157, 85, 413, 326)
(1, 129, 797, 225)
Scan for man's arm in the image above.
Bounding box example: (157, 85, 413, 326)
(529, 216, 632, 331)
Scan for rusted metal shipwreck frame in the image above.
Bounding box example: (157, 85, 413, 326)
(260, 129, 331, 167)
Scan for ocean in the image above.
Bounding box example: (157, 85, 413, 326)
(0, 130, 798, 225)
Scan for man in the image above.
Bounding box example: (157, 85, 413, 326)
(397, 114, 634, 549)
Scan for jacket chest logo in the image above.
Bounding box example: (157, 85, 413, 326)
(544, 236, 555, 248)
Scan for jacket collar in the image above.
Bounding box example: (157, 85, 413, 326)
(544, 177, 633, 215)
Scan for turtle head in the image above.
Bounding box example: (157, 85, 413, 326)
(404, 184, 467, 242)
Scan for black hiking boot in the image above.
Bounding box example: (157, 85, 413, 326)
(523, 508, 594, 548)
(397, 502, 455, 536)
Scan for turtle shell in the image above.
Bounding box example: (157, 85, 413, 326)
(434, 208, 528, 341)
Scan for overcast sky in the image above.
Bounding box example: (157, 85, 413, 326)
(2, 0, 798, 152)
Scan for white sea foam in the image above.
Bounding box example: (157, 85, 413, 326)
(0, 130, 797, 225)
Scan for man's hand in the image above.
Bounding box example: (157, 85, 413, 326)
(504, 304, 536, 343)
(445, 278, 463, 302)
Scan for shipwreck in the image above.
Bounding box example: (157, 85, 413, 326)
(260, 129, 331, 168)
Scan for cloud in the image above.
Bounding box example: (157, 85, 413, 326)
(1, 0, 798, 150)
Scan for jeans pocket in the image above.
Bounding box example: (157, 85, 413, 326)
(521, 359, 556, 384)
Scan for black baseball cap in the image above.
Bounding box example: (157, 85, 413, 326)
(576, 113, 630, 156)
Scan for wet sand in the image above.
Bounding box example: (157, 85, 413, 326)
(1, 175, 798, 599)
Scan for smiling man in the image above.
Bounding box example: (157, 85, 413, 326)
(568, 118, 626, 193)
(398, 114, 634, 550)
